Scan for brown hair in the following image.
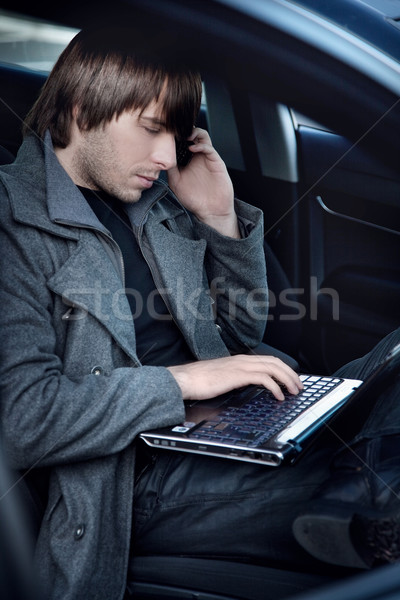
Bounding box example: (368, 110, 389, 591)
(23, 27, 202, 147)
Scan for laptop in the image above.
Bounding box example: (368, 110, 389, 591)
(140, 342, 400, 467)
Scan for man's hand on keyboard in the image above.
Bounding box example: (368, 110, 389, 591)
(167, 355, 303, 401)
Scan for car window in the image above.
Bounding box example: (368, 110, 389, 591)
(0, 9, 78, 72)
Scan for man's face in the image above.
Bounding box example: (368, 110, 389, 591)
(68, 99, 177, 202)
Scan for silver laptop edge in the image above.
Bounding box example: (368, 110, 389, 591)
(275, 379, 362, 443)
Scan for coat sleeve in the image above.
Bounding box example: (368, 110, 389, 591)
(0, 194, 185, 471)
(192, 198, 268, 354)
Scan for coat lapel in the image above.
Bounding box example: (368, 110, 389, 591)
(143, 216, 229, 359)
(47, 231, 139, 362)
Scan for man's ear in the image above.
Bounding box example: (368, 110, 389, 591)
(72, 105, 88, 133)
(72, 105, 80, 120)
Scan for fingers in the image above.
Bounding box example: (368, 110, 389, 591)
(187, 128, 216, 158)
(263, 356, 303, 395)
(188, 127, 211, 144)
(168, 354, 303, 402)
(237, 355, 303, 401)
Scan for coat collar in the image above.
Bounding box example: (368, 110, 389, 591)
(1, 135, 78, 239)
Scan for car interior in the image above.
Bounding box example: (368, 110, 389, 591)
(0, 1, 400, 599)
(1, 60, 399, 375)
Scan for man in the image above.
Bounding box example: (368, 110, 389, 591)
(0, 27, 399, 600)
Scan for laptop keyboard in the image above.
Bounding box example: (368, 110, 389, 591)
(188, 375, 343, 448)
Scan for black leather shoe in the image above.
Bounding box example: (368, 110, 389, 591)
(293, 435, 400, 569)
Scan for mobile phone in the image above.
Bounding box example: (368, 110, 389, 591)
(176, 139, 194, 167)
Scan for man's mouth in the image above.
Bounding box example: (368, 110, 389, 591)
(136, 175, 157, 189)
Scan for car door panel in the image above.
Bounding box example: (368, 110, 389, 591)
(296, 125, 400, 372)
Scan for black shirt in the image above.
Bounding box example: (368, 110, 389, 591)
(80, 187, 194, 366)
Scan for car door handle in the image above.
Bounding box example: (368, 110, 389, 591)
(316, 195, 400, 236)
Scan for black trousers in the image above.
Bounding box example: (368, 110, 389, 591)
(131, 329, 400, 572)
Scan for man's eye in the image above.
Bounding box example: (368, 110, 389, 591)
(145, 127, 160, 134)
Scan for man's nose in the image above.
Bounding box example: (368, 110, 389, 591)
(151, 134, 177, 170)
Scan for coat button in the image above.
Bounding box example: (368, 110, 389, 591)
(91, 365, 103, 376)
(215, 324, 222, 333)
(74, 524, 85, 540)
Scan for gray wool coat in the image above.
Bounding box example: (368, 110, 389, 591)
(0, 133, 268, 599)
